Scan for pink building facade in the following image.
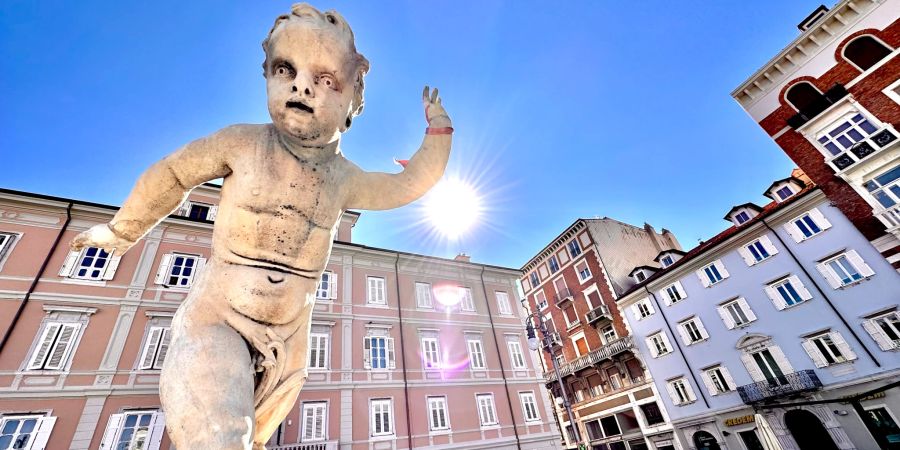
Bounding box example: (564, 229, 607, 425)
(0, 185, 560, 450)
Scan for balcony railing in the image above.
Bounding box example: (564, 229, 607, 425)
(554, 288, 574, 305)
(787, 84, 849, 129)
(270, 442, 338, 450)
(546, 336, 634, 383)
(827, 126, 899, 173)
(537, 298, 549, 310)
(546, 331, 563, 347)
(875, 205, 900, 236)
(585, 304, 612, 326)
(737, 370, 822, 405)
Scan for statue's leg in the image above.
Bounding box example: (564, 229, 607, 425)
(160, 315, 255, 450)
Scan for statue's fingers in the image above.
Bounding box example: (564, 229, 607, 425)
(430, 88, 439, 103)
(423, 86, 430, 102)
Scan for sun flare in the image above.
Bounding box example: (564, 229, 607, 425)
(423, 178, 482, 239)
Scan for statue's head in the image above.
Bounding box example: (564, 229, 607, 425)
(262, 3, 370, 145)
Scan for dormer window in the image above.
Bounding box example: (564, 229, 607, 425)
(725, 204, 762, 227)
(654, 250, 685, 268)
(765, 177, 806, 203)
(635, 272, 646, 282)
(661, 255, 674, 267)
(629, 266, 658, 284)
(734, 211, 751, 224)
(775, 186, 794, 201)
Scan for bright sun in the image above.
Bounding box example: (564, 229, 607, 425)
(423, 178, 482, 239)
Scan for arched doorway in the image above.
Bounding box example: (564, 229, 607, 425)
(784, 409, 839, 450)
(692, 430, 721, 450)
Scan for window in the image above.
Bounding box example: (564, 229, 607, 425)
(0, 415, 56, 450)
(785, 209, 832, 243)
(765, 275, 813, 309)
(367, 276, 387, 305)
(640, 402, 665, 426)
(458, 287, 476, 311)
(843, 35, 892, 71)
(308, 333, 329, 369)
(427, 396, 449, 431)
(702, 366, 735, 396)
(508, 341, 526, 369)
(60, 247, 119, 281)
(99, 410, 165, 450)
(667, 378, 695, 405)
(0, 232, 19, 268)
(864, 165, 900, 209)
(138, 326, 171, 370)
(26, 322, 81, 370)
(529, 272, 539, 288)
(698, 260, 728, 287)
(154, 253, 203, 288)
(316, 271, 337, 300)
(734, 211, 751, 224)
(467, 339, 486, 370)
(776, 186, 795, 201)
(634, 271, 646, 282)
(864, 406, 900, 446)
(496, 292, 512, 315)
(786, 81, 821, 111)
(188, 203, 210, 220)
(660, 281, 687, 305)
(632, 298, 654, 320)
(739, 236, 778, 266)
(647, 332, 671, 358)
(817, 113, 878, 156)
(864, 311, 900, 351)
(802, 332, 856, 367)
(301, 402, 327, 442)
(364, 336, 395, 370)
(414, 282, 433, 308)
(476, 394, 498, 427)
(817, 250, 874, 288)
(567, 240, 582, 258)
(370, 399, 394, 437)
(572, 333, 589, 357)
(562, 306, 579, 329)
(660, 255, 674, 267)
(575, 261, 592, 282)
(601, 325, 617, 344)
(548, 256, 560, 273)
(678, 318, 709, 345)
(421, 337, 441, 369)
(718, 298, 756, 329)
(606, 367, 622, 390)
(535, 290, 548, 311)
(519, 392, 540, 422)
(742, 347, 793, 384)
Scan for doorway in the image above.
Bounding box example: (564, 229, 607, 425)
(784, 409, 838, 450)
(692, 431, 721, 450)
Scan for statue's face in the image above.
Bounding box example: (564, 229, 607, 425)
(266, 14, 357, 145)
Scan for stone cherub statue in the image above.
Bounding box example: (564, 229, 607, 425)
(70, 4, 452, 448)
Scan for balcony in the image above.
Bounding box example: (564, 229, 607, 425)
(826, 126, 899, 173)
(875, 205, 900, 238)
(546, 336, 634, 383)
(537, 297, 549, 311)
(554, 288, 574, 305)
(787, 84, 849, 129)
(737, 370, 822, 405)
(270, 442, 338, 450)
(546, 331, 563, 348)
(585, 304, 613, 327)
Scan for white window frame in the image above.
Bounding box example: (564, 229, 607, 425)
(548, 255, 560, 273)
(739, 236, 778, 266)
(575, 260, 592, 283)
(765, 275, 813, 309)
(519, 391, 540, 422)
(308, 333, 329, 370)
(567, 240, 582, 258)
(138, 326, 171, 370)
(459, 286, 476, 312)
(421, 337, 441, 369)
(476, 394, 499, 427)
(863, 311, 900, 351)
(367, 276, 387, 305)
(814, 111, 881, 157)
(697, 260, 729, 287)
(784, 208, 831, 243)
(816, 250, 875, 289)
(467, 338, 487, 370)
(701, 366, 736, 396)
(26, 322, 82, 371)
(666, 378, 696, 406)
(364, 335, 395, 370)
(646, 332, 672, 358)
(631, 298, 655, 320)
(154, 253, 204, 289)
(415, 282, 433, 309)
(496, 291, 512, 315)
(677, 317, 709, 345)
(59, 246, 121, 282)
(508, 340, 527, 369)
(98, 409, 165, 450)
(741, 345, 794, 383)
(717, 297, 756, 329)
(316, 270, 337, 300)
(802, 331, 857, 367)
(660, 255, 675, 267)
(535, 290, 548, 311)
(0, 414, 57, 450)
(427, 396, 450, 432)
(301, 401, 327, 442)
(659, 281, 687, 305)
(600, 325, 617, 345)
(0, 231, 21, 272)
(370, 399, 394, 437)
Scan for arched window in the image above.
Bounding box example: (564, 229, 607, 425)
(786, 82, 822, 111)
(843, 35, 892, 71)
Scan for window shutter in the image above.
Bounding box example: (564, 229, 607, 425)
(715, 260, 730, 279)
(631, 304, 641, 320)
(195, 257, 208, 283)
(387, 338, 396, 369)
(58, 250, 80, 277)
(769, 346, 794, 373)
(363, 337, 372, 369)
(45, 323, 80, 370)
(677, 324, 691, 345)
(140, 327, 164, 369)
(741, 353, 766, 382)
(717, 305, 736, 329)
(101, 254, 122, 280)
(303, 407, 314, 441)
(808, 208, 832, 231)
(700, 370, 718, 396)
(738, 245, 756, 266)
(802, 340, 828, 368)
(760, 235, 779, 256)
(816, 262, 843, 289)
(697, 270, 711, 288)
(330, 272, 338, 299)
(154, 254, 174, 285)
(695, 319, 709, 339)
(645, 337, 659, 358)
(176, 201, 190, 216)
(862, 320, 893, 351)
(830, 332, 857, 361)
(674, 281, 688, 299)
(368, 279, 376, 303)
(645, 299, 655, 315)
(99, 413, 125, 449)
(789, 276, 813, 300)
(783, 222, 804, 243)
(738, 298, 757, 322)
(764, 284, 787, 310)
(661, 332, 673, 353)
(146, 412, 166, 450)
(314, 405, 325, 440)
(685, 380, 697, 401)
(27, 416, 57, 450)
(28, 323, 60, 369)
(721, 367, 737, 391)
(657, 288, 671, 306)
(155, 328, 171, 369)
(207, 205, 218, 221)
(846, 250, 875, 278)
(665, 382, 680, 404)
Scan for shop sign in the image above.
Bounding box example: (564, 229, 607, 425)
(724, 415, 755, 426)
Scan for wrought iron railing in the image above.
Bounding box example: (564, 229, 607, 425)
(585, 304, 612, 325)
(554, 288, 574, 305)
(827, 126, 898, 172)
(546, 336, 634, 382)
(787, 84, 849, 129)
(737, 370, 822, 404)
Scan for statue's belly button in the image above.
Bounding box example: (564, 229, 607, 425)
(267, 274, 285, 284)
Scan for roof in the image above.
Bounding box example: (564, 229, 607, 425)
(652, 249, 686, 263)
(723, 202, 764, 221)
(763, 176, 807, 199)
(628, 265, 658, 276)
(619, 186, 819, 300)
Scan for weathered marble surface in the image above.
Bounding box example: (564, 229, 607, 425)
(71, 4, 452, 448)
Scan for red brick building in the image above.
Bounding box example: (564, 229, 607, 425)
(731, 0, 900, 270)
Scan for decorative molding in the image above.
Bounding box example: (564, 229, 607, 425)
(42, 304, 98, 315)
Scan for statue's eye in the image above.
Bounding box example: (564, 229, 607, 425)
(274, 64, 294, 77)
(316, 74, 337, 90)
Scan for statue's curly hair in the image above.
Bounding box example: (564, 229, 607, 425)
(261, 3, 370, 128)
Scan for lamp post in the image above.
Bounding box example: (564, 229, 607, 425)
(526, 313, 584, 449)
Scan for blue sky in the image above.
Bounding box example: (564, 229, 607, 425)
(1, 1, 823, 269)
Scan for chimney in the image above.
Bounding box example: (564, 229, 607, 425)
(454, 253, 471, 263)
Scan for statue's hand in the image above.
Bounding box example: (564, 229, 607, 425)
(71, 223, 136, 256)
(423, 86, 451, 128)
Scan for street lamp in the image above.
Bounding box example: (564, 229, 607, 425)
(525, 314, 584, 448)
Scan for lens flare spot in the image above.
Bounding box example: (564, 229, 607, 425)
(423, 178, 482, 239)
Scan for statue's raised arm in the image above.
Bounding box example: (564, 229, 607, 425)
(343, 86, 453, 211)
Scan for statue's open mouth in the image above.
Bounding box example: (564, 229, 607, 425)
(286, 101, 314, 114)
